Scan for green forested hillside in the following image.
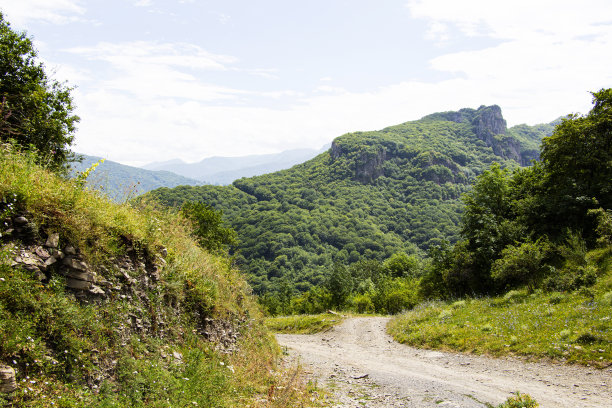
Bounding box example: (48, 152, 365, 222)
(146, 105, 554, 294)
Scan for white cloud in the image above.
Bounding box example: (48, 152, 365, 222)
(66, 41, 243, 101)
(406, 0, 612, 41)
(55, 2, 612, 166)
(134, 0, 153, 7)
(402, 0, 612, 122)
(0, 0, 85, 25)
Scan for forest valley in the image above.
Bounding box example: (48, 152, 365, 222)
(146, 90, 611, 317)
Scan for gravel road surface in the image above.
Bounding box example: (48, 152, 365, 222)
(276, 317, 611, 407)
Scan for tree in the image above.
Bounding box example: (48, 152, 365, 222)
(491, 239, 551, 290)
(0, 12, 79, 170)
(459, 163, 525, 290)
(180, 202, 238, 253)
(538, 88, 612, 239)
(383, 252, 420, 278)
(325, 262, 353, 309)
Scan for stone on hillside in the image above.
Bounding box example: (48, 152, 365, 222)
(35, 246, 51, 260)
(65, 277, 92, 290)
(0, 365, 17, 393)
(150, 266, 160, 282)
(13, 216, 28, 226)
(62, 257, 88, 271)
(63, 269, 95, 282)
(64, 245, 77, 255)
(45, 233, 60, 249)
(88, 285, 106, 297)
(44, 256, 57, 268)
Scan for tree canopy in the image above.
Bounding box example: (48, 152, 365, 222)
(0, 12, 79, 170)
(146, 106, 553, 295)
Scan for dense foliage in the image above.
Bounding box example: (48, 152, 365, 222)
(422, 89, 612, 298)
(0, 13, 79, 170)
(147, 105, 552, 299)
(181, 201, 238, 253)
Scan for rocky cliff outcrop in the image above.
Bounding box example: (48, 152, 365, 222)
(331, 141, 387, 184)
(470, 105, 507, 142)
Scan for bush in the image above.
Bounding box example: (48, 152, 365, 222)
(451, 300, 466, 309)
(497, 392, 538, 408)
(372, 277, 420, 314)
(349, 293, 375, 314)
(180, 202, 238, 253)
(548, 292, 565, 304)
(503, 290, 528, 303)
(601, 291, 612, 306)
(544, 265, 598, 291)
(491, 239, 550, 290)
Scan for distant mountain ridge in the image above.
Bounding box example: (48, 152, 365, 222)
(70, 155, 202, 201)
(142, 147, 328, 184)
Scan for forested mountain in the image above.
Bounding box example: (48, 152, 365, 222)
(71, 154, 202, 201)
(142, 147, 325, 184)
(146, 105, 555, 294)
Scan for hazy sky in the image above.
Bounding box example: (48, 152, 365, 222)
(1, 0, 611, 166)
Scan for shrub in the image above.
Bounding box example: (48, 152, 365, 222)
(180, 202, 238, 253)
(491, 239, 550, 290)
(548, 292, 565, 304)
(575, 332, 603, 344)
(503, 290, 527, 303)
(481, 323, 494, 332)
(349, 293, 375, 314)
(438, 309, 453, 319)
(497, 392, 538, 408)
(372, 277, 420, 314)
(451, 300, 466, 309)
(601, 291, 612, 306)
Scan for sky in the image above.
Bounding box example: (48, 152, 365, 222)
(1, 0, 611, 166)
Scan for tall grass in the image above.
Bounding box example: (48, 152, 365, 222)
(388, 286, 612, 366)
(0, 144, 320, 407)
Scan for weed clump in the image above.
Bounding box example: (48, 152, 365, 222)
(451, 300, 466, 309)
(601, 291, 612, 306)
(548, 292, 565, 304)
(497, 392, 538, 407)
(503, 290, 527, 303)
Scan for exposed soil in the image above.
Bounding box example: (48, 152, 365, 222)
(276, 317, 611, 407)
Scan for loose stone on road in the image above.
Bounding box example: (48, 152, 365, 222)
(276, 317, 612, 407)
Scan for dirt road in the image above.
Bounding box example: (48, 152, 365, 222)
(276, 317, 611, 407)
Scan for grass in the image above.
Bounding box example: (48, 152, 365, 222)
(388, 284, 612, 367)
(0, 144, 320, 407)
(265, 313, 345, 334)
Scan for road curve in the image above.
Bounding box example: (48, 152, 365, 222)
(276, 317, 611, 408)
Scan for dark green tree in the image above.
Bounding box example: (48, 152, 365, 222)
(383, 252, 420, 278)
(181, 201, 238, 253)
(325, 262, 353, 309)
(0, 12, 79, 170)
(459, 163, 526, 292)
(538, 88, 612, 239)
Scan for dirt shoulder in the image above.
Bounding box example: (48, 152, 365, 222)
(276, 317, 611, 408)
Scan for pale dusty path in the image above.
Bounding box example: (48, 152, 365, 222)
(276, 317, 612, 408)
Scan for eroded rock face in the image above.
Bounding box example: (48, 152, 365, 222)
(1, 213, 248, 393)
(3, 213, 244, 351)
(331, 141, 388, 184)
(471, 105, 507, 142)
